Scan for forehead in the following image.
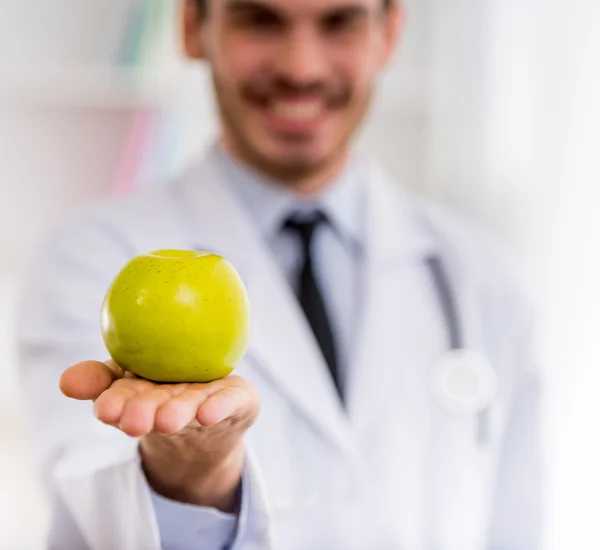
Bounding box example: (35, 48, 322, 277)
(220, 0, 382, 16)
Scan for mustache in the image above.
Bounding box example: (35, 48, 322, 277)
(242, 75, 351, 106)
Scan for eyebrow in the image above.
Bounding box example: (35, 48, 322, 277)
(321, 5, 370, 21)
(224, 0, 286, 18)
(224, 0, 371, 21)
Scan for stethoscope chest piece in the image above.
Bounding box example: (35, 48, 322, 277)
(430, 349, 499, 417)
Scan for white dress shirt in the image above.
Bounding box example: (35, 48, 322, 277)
(153, 145, 367, 549)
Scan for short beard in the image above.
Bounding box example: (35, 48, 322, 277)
(211, 73, 373, 189)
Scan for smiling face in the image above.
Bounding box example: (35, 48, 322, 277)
(183, 0, 402, 188)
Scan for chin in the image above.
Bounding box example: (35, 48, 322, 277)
(263, 138, 335, 169)
(262, 150, 330, 179)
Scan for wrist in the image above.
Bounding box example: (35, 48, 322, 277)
(140, 439, 245, 512)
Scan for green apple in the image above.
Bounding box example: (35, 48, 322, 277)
(100, 250, 251, 383)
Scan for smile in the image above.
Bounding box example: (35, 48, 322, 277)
(270, 100, 324, 122)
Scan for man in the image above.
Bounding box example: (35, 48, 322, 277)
(17, 0, 542, 548)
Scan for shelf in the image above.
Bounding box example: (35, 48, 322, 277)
(0, 64, 206, 109)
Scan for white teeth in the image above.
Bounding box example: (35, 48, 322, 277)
(272, 101, 322, 121)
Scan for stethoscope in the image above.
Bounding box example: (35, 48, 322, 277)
(179, 152, 498, 446)
(426, 255, 499, 446)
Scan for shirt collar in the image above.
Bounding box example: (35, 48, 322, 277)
(213, 143, 365, 254)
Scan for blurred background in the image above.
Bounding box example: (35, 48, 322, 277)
(0, 0, 598, 548)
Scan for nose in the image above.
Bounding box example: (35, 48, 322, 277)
(276, 27, 328, 86)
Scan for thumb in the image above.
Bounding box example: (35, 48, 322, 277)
(59, 360, 124, 401)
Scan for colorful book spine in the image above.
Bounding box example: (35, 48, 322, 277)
(112, 109, 153, 194)
(112, 0, 183, 193)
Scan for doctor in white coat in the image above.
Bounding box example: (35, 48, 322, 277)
(16, 0, 542, 549)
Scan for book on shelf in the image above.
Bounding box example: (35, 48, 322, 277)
(112, 0, 190, 193)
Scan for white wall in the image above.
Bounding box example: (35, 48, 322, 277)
(479, 1, 600, 547)
(536, 2, 600, 546)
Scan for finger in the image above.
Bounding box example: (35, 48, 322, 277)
(93, 377, 153, 427)
(155, 387, 214, 435)
(59, 360, 123, 401)
(119, 384, 189, 437)
(197, 386, 254, 427)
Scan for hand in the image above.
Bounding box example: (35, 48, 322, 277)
(59, 361, 260, 511)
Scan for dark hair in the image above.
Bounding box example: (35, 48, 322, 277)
(196, 0, 207, 17)
(196, 0, 394, 16)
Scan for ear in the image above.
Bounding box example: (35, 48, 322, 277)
(181, 0, 207, 60)
(379, 1, 405, 68)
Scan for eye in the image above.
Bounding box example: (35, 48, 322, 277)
(322, 10, 366, 35)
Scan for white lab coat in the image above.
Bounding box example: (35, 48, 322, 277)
(16, 152, 542, 550)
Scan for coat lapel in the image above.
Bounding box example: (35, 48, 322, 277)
(347, 158, 440, 409)
(345, 160, 444, 547)
(172, 156, 357, 457)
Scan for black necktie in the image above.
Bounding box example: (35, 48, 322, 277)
(284, 213, 342, 399)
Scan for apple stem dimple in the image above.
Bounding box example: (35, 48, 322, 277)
(148, 250, 212, 261)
